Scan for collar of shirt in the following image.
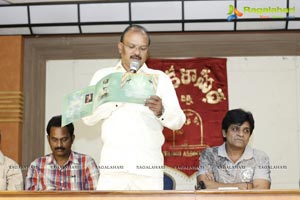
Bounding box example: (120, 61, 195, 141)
(47, 151, 79, 168)
(0, 151, 4, 164)
(115, 61, 149, 74)
(218, 143, 254, 164)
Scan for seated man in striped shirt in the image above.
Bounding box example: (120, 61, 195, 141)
(25, 115, 99, 190)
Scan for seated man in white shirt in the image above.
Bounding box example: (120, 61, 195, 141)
(0, 131, 23, 190)
(197, 108, 271, 190)
(83, 25, 186, 190)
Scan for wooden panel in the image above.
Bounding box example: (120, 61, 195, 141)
(0, 36, 23, 164)
(0, 190, 299, 200)
(22, 41, 46, 172)
(0, 36, 23, 91)
(24, 32, 300, 59)
(150, 32, 300, 57)
(0, 91, 23, 163)
(0, 91, 23, 123)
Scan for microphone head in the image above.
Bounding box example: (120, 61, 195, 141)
(129, 60, 140, 73)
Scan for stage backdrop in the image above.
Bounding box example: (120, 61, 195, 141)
(147, 57, 228, 177)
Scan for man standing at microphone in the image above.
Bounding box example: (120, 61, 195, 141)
(83, 25, 186, 190)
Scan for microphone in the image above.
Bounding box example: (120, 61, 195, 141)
(129, 60, 140, 73)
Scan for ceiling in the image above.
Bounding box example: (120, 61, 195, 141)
(0, 0, 98, 4)
(0, 0, 300, 35)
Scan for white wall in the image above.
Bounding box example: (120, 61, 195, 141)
(227, 57, 300, 189)
(46, 57, 300, 190)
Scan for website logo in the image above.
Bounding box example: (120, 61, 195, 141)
(227, 5, 243, 21)
(244, 6, 295, 19)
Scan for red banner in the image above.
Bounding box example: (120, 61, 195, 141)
(147, 58, 228, 176)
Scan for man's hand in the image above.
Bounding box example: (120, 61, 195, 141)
(204, 172, 214, 181)
(198, 173, 255, 190)
(145, 95, 163, 117)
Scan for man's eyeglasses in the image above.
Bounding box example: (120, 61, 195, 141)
(122, 42, 149, 52)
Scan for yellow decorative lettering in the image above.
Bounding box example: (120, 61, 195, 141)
(180, 68, 197, 85)
(165, 65, 181, 88)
